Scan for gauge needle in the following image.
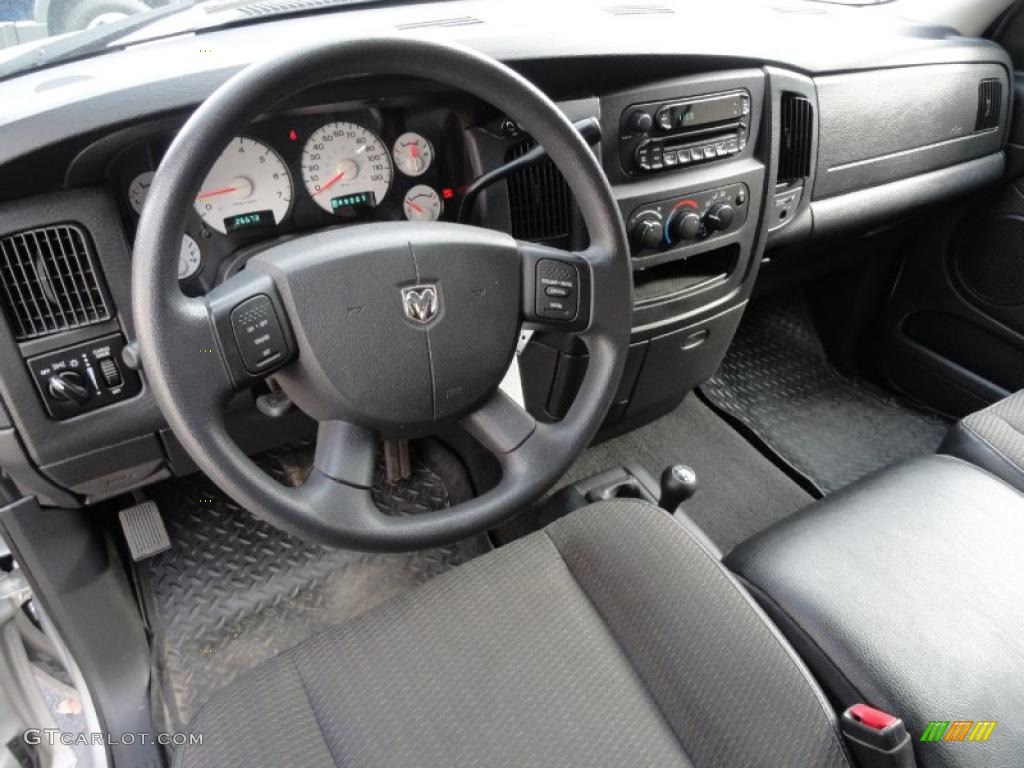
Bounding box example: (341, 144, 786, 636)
(315, 171, 346, 196)
(410, 144, 419, 159)
(196, 186, 237, 199)
(406, 200, 424, 214)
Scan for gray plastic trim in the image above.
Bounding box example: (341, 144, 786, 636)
(811, 153, 1005, 239)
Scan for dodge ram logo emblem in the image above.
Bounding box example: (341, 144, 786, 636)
(401, 284, 440, 324)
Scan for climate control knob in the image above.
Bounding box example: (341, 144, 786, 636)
(632, 219, 664, 251)
(705, 203, 735, 233)
(670, 211, 702, 242)
(47, 370, 91, 405)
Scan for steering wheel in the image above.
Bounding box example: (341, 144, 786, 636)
(133, 38, 632, 551)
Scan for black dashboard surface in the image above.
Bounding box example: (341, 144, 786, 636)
(0, 0, 1010, 176)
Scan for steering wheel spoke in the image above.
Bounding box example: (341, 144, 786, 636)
(311, 419, 378, 487)
(461, 390, 537, 455)
(518, 240, 594, 334)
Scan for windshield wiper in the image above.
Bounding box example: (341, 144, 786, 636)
(0, 1, 199, 82)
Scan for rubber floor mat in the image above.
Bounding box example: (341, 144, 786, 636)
(702, 295, 948, 494)
(140, 444, 490, 729)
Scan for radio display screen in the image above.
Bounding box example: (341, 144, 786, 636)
(679, 94, 745, 127)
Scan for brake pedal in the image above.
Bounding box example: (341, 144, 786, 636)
(119, 501, 171, 561)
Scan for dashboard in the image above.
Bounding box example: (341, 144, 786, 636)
(110, 102, 470, 294)
(0, 0, 1014, 507)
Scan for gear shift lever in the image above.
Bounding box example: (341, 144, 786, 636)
(659, 464, 698, 512)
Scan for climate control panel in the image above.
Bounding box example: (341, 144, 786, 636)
(28, 333, 141, 420)
(627, 183, 749, 257)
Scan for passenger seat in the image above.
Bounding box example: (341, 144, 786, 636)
(939, 390, 1024, 492)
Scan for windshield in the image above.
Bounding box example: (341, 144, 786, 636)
(0, 0, 414, 80)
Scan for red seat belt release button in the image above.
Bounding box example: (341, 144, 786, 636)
(849, 703, 899, 731)
(841, 703, 916, 768)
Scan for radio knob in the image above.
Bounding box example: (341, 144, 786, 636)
(705, 203, 735, 232)
(670, 211, 702, 242)
(632, 219, 663, 251)
(47, 370, 91, 405)
(626, 110, 653, 133)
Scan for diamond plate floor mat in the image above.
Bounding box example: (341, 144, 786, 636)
(139, 443, 490, 728)
(702, 294, 948, 494)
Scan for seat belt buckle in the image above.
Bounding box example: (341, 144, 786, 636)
(841, 703, 916, 768)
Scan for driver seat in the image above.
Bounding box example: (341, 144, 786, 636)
(175, 501, 851, 768)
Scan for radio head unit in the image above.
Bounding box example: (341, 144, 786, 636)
(620, 89, 751, 174)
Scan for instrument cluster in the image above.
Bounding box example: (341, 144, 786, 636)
(113, 105, 463, 292)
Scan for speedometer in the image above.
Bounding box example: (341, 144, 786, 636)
(194, 137, 293, 235)
(301, 122, 392, 214)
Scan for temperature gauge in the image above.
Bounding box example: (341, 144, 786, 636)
(392, 132, 434, 177)
(178, 234, 202, 281)
(403, 185, 442, 222)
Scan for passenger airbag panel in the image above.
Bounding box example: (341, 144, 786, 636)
(814, 63, 1008, 200)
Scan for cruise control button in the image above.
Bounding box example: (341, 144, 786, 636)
(535, 260, 579, 321)
(230, 294, 288, 374)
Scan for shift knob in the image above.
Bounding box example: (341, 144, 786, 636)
(659, 464, 698, 512)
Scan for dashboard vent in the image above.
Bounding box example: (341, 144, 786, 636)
(395, 15, 484, 30)
(976, 79, 1002, 132)
(205, 0, 366, 17)
(778, 93, 814, 183)
(0, 225, 111, 342)
(602, 4, 674, 14)
(505, 141, 571, 245)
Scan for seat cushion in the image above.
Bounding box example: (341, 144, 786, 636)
(175, 500, 849, 768)
(940, 389, 1024, 492)
(726, 455, 1024, 768)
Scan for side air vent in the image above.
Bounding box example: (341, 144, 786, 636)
(395, 15, 484, 30)
(976, 79, 1002, 132)
(0, 224, 111, 342)
(602, 4, 674, 14)
(778, 93, 814, 183)
(505, 141, 572, 245)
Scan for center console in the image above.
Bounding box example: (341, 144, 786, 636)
(518, 69, 794, 434)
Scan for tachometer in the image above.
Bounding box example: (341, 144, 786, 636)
(194, 137, 293, 235)
(301, 121, 392, 214)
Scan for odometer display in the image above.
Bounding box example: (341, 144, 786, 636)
(301, 121, 392, 214)
(224, 210, 276, 232)
(330, 191, 377, 215)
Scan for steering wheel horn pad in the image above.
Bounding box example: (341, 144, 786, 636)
(219, 222, 522, 434)
(133, 38, 632, 550)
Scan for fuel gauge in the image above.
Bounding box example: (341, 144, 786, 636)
(392, 133, 434, 177)
(403, 185, 442, 222)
